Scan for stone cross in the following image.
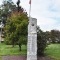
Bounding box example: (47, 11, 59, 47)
(27, 18, 37, 60)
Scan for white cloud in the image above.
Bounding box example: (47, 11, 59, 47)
(37, 17, 58, 31)
(37, 17, 57, 25)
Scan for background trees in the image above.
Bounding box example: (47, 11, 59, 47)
(50, 30, 60, 43)
(0, 0, 16, 24)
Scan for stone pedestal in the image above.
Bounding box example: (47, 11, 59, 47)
(27, 18, 37, 60)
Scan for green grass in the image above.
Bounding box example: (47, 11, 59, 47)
(0, 43, 60, 60)
(45, 44, 60, 60)
(0, 43, 27, 56)
(0, 56, 2, 60)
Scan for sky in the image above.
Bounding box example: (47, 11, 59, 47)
(0, 0, 60, 31)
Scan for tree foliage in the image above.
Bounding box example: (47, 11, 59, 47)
(4, 7, 28, 51)
(50, 30, 60, 43)
(0, 0, 16, 24)
(37, 26, 47, 56)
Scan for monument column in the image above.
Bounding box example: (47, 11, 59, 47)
(27, 18, 37, 60)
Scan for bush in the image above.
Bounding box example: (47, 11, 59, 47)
(37, 27, 47, 56)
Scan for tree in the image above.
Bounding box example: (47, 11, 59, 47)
(0, 0, 17, 43)
(0, 0, 16, 24)
(4, 6, 28, 51)
(50, 30, 60, 43)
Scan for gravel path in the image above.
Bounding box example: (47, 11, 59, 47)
(2, 56, 54, 60)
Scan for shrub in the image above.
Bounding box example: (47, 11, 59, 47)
(37, 27, 47, 56)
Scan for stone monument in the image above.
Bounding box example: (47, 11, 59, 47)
(27, 17, 37, 60)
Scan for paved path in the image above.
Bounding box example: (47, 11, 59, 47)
(2, 56, 54, 60)
(2, 56, 26, 60)
(38, 56, 54, 60)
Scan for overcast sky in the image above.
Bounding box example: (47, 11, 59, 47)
(0, 0, 60, 31)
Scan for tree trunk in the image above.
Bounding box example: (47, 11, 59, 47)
(19, 44, 21, 51)
(12, 40, 15, 47)
(12, 44, 14, 47)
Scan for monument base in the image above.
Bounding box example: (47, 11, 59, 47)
(27, 55, 37, 60)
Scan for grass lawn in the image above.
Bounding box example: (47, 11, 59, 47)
(0, 43, 27, 56)
(45, 44, 60, 60)
(0, 43, 60, 60)
(0, 56, 2, 60)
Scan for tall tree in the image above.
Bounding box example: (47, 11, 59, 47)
(4, 7, 28, 51)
